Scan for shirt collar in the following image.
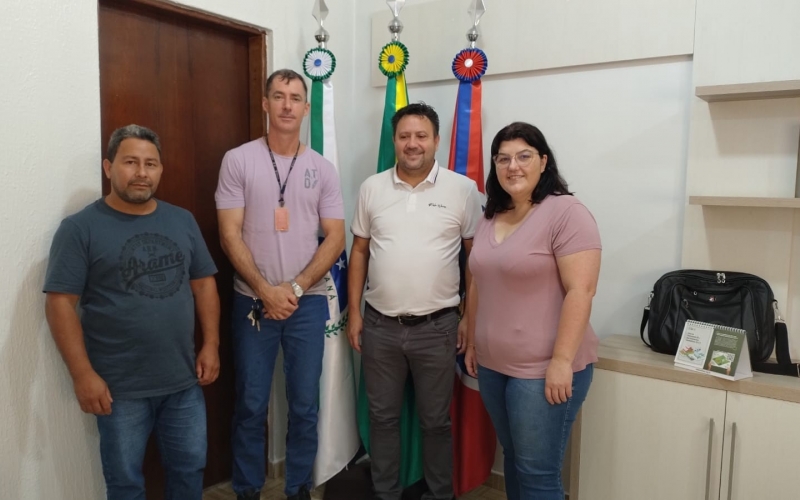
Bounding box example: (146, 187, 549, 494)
(392, 160, 440, 187)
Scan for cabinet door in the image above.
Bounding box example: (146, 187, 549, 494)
(720, 392, 800, 500)
(578, 370, 727, 500)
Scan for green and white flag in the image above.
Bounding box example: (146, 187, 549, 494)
(304, 47, 360, 486)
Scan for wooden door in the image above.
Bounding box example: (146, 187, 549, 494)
(577, 370, 727, 500)
(98, 0, 266, 497)
(720, 392, 800, 500)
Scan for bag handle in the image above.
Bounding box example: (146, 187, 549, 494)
(640, 293, 653, 347)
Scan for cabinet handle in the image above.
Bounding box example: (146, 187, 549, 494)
(727, 422, 737, 500)
(705, 418, 715, 500)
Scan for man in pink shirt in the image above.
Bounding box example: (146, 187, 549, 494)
(215, 69, 345, 500)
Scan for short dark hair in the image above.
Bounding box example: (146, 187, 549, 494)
(391, 102, 440, 137)
(484, 122, 572, 218)
(265, 69, 308, 100)
(106, 124, 161, 162)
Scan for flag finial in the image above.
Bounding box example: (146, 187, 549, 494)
(467, 0, 487, 48)
(387, 0, 406, 41)
(313, 0, 330, 48)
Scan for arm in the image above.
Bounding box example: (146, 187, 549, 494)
(45, 292, 112, 415)
(464, 275, 479, 377)
(217, 207, 297, 319)
(293, 217, 346, 292)
(545, 249, 601, 405)
(191, 276, 220, 386)
(346, 235, 370, 353)
(457, 238, 474, 354)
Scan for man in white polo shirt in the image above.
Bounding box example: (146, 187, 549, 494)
(347, 103, 483, 500)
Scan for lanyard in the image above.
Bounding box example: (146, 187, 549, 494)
(265, 135, 300, 207)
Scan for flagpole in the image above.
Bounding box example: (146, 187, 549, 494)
(304, 0, 360, 487)
(449, 3, 497, 496)
(375, 0, 410, 173)
(357, 1, 426, 490)
(448, 0, 488, 193)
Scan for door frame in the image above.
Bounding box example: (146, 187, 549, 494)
(99, 0, 267, 140)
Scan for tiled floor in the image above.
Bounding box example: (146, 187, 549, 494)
(203, 479, 507, 500)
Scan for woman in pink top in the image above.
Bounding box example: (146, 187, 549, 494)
(465, 122, 601, 500)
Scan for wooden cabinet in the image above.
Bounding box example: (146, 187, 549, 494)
(720, 392, 800, 500)
(572, 335, 800, 500)
(578, 370, 726, 500)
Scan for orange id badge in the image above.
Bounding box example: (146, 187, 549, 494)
(274, 207, 289, 231)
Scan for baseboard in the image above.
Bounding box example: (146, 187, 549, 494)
(267, 459, 285, 479)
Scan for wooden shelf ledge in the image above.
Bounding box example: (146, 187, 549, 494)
(689, 196, 800, 208)
(696, 80, 800, 102)
(598, 335, 800, 404)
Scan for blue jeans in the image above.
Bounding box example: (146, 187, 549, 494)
(230, 292, 327, 497)
(478, 364, 594, 500)
(95, 384, 207, 500)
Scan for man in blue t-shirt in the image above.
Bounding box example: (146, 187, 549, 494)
(43, 124, 220, 500)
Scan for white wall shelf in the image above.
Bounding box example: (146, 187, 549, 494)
(689, 196, 800, 208)
(696, 80, 800, 102)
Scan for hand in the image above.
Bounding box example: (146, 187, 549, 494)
(260, 283, 298, 320)
(465, 345, 478, 378)
(347, 313, 363, 353)
(456, 317, 468, 354)
(73, 371, 113, 415)
(544, 359, 573, 405)
(196, 344, 220, 386)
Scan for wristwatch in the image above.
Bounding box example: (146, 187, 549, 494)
(289, 279, 304, 298)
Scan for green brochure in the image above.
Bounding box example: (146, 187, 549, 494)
(674, 320, 752, 381)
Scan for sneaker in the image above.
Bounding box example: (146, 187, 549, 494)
(287, 485, 311, 500)
(236, 491, 260, 500)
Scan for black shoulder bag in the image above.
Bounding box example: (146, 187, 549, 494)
(640, 270, 800, 377)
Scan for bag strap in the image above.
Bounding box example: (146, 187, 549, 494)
(640, 307, 651, 347)
(753, 321, 800, 377)
(640, 292, 654, 347)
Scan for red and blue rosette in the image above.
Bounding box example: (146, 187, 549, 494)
(448, 48, 488, 193)
(451, 48, 488, 82)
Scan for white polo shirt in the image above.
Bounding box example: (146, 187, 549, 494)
(351, 161, 483, 316)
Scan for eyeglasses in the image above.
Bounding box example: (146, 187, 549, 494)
(492, 150, 540, 169)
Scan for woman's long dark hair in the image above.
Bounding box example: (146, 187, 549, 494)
(484, 122, 571, 219)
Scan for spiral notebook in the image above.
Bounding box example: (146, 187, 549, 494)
(673, 320, 753, 381)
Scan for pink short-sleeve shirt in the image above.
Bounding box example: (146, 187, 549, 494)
(214, 138, 344, 297)
(469, 194, 602, 378)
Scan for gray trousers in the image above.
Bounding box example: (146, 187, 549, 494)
(361, 303, 458, 500)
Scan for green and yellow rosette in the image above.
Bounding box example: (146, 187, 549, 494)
(378, 41, 409, 77)
(303, 47, 336, 81)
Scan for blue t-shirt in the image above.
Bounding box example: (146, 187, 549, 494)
(43, 199, 217, 399)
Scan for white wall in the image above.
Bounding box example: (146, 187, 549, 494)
(0, 1, 105, 497)
(693, 0, 800, 87)
(0, 1, 354, 498)
(369, 0, 696, 86)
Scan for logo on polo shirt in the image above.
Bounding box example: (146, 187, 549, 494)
(119, 233, 186, 299)
(428, 202, 447, 209)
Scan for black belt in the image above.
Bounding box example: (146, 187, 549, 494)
(365, 302, 458, 327)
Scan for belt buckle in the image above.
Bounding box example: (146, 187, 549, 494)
(397, 314, 415, 325)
